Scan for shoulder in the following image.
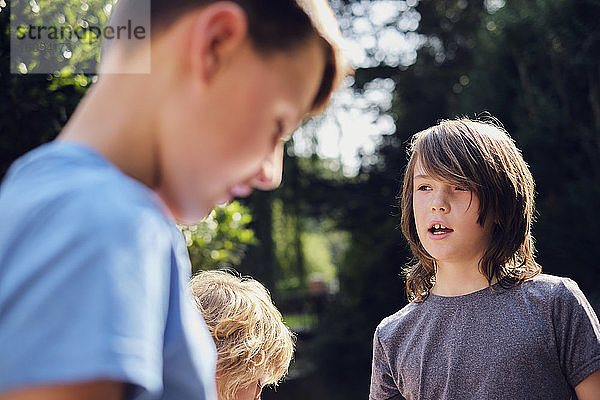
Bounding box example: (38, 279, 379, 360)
(375, 301, 422, 343)
(519, 273, 583, 301)
(510, 273, 594, 319)
(2, 141, 171, 237)
(73, 178, 170, 244)
(0, 142, 177, 291)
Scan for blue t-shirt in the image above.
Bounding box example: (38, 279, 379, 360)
(0, 142, 217, 399)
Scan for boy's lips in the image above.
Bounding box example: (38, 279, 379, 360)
(427, 221, 454, 240)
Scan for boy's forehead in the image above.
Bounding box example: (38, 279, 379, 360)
(412, 159, 467, 186)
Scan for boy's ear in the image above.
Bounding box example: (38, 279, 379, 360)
(187, 2, 248, 83)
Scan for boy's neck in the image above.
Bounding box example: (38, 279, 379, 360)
(56, 37, 175, 191)
(431, 260, 496, 297)
(58, 75, 159, 188)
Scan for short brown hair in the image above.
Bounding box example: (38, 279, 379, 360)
(400, 118, 540, 302)
(110, 0, 349, 114)
(190, 270, 295, 400)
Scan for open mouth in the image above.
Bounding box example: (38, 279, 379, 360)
(428, 224, 454, 235)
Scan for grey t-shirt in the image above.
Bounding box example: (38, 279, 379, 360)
(369, 274, 600, 400)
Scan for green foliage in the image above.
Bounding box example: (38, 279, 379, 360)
(302, 230, 346, 283)
(0, 4, 90, 179)
(239, 150, 354, 316)
(457, 0, 600, 292)
(180, 201, 257, 275)
(273, 209, 347, 290)
(282, 313, 318, 332)
(272, 197, 305, 290)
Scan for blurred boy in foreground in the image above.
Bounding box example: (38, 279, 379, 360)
(0, 1, 347, 399)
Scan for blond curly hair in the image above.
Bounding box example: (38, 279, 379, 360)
(190, 270, 295, 400)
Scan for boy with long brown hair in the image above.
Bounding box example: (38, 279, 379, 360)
(370, 118, 600, 399)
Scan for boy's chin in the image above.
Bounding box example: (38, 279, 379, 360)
(171, 202, 214, 225)
(155, 186, 216, 223)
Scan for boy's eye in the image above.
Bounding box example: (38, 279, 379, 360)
(417, 185, 431, 191)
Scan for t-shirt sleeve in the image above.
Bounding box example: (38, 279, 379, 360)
(552, 278, 600, 387)
(0, 192, 172, 396)
(370, 327, 405, 400)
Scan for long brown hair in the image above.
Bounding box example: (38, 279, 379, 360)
(400, 118, 540, 302)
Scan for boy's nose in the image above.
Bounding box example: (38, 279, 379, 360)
(250, 143, 284, 191)
(431, 192, 450, 213)
(432, 205, 447, 213)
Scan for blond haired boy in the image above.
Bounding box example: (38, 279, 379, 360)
(0, 1, 347, 399)
(190, 270, 294, 400)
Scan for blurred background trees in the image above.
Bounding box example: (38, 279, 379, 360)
(1, 1, 599, 399)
